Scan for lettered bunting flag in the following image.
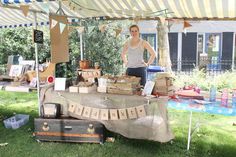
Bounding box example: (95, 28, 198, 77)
(136, 105, 146, 118)
(20, 5, 30, 17)
(118, 109, 127, 120)
(115, 28, 122, 37)
(100, 109, 109, 120)
(99, 24, 107, 33)
(87, 26, 95, 34)
(82, 107, 92, 118)
(77, 26, 85, 34)
(91, 108, 100, 119)
(68, 101, 76, 113)
(159, 16, 166, 24)
(110, 109, 119, 120)
(127, 107, 137, 119)
(75, 104, 84, 116)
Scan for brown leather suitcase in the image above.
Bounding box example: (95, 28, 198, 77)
(34, 118, 105, 144)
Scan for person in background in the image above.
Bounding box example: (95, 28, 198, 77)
(121, 24, 157, 86)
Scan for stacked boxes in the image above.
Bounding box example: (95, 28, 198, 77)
(153, 73, 175, 96)
(107, 76, 141, 95)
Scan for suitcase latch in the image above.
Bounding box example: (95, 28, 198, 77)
(42, 122, 50, 131)
(87, 124, 95, 133)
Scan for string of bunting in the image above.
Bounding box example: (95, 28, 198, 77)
(67, 99, 148, 120)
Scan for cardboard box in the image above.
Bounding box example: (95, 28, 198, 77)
(97, 86, 107, 93)
(69, 86, 79, 93)
(79, 85, 97, 93)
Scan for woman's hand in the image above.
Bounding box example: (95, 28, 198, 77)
(142, 61, 149, 67)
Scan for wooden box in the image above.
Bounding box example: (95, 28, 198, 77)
(34, 118, 105, 143)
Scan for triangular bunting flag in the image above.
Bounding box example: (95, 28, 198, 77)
(159, 16, 166, 24)
(183, 21, 192, 28)
(77, 26, 85, 34)
(115, 28, 122, 37)
(99, 24, 107, 33)
(20, 5, 30, 17)
(133, 17, 140, 24)
(87, 26, 95, 34)
(39, 2, 50, 14)
(59, 22, 66, 34)
(51, 19, 58, 29)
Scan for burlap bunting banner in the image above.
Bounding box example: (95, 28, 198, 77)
(68, 101, 147, 120)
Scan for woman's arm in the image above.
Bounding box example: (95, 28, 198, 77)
(143, 41, 157, 66)
(121, 42, 129, 66)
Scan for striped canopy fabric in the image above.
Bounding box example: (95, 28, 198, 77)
(1, 0, 236, 29)
(66, 0, 236, 20)
(0, 0, 80, 29)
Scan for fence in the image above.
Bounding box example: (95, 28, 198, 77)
(171, 59, 236, 76)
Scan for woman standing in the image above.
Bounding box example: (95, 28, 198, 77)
(121, 25, 157, 86)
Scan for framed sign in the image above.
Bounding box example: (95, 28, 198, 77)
(33, 29, 43, 44)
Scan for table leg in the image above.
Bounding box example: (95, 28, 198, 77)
(187, 111, 192, 150)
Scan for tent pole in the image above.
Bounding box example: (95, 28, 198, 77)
(33, 12, 41, 116)
(80, 21, 83, 60)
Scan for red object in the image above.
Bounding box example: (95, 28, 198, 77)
(47, 76, 54, 83)
(175, 90, 204, 100)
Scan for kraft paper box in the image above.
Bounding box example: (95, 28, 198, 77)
(69, 86, 79, 93)
(97, 86, 107, 93)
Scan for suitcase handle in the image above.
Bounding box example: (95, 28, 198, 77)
(64, 126, 72, 130)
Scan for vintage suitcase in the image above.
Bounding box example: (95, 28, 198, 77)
(34, 118, 105, 143)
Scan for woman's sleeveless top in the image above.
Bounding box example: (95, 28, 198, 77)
(127, 39, 145, 68)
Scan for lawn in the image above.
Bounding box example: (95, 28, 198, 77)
(0, 90, 236, 157)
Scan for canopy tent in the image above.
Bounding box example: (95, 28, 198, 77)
(2, 0, 236, 115)
(2, 0, 236, 29)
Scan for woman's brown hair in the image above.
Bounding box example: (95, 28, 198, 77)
(129, 24, 139, 32)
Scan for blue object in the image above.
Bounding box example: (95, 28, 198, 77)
(147, 66, 165, 80)
(232, 92, 236, 107)
(209, 86, 216, 102)
(168, 99, 236, 116)
(147, 66, 165, 72)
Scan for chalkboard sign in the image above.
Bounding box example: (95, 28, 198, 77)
(33, 29, 43, 44)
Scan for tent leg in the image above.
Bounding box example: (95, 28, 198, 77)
(187, 111, 192, 150)
(34, 12, 41, 116)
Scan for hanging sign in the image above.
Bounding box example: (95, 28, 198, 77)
(33, 29, 44, 44)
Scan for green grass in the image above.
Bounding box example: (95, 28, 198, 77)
(0, 91, 236, 157)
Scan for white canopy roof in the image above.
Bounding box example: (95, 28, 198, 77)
(67, 0, 236, 19)
(0, 0, 80, 28)
(1, 0, 236, 29)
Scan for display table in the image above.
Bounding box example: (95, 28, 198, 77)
(40, 85, 174, 142)
(168, 99, 236, 150)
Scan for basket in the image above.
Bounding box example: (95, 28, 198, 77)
(3, 114, 29, 129)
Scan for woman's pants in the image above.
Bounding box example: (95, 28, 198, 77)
(126, 67, 147, 86)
